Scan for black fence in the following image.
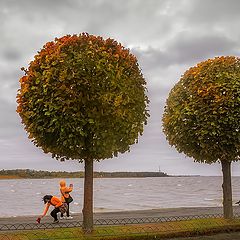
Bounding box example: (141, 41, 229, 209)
(0, 213, 225, 231)
(1, 211, 240, 240)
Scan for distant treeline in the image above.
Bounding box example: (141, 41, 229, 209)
(0, 169, 168, 179)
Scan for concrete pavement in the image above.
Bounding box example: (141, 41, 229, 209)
(1, 206, 236, 225)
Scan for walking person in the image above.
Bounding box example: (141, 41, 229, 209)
(36, 195, 67, 223)
(59, 180, 73, 219)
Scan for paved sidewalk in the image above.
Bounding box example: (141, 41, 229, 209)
(1, 206, 236, 225)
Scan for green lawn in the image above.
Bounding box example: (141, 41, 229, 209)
(169, 231, 240, 240)
(1, 218, 240, 240)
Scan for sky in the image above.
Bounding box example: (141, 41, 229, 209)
(1, 0, 240, 176)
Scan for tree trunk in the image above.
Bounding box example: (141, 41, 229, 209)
(82, 159, 94, 233)
(221, 160, 233, 219)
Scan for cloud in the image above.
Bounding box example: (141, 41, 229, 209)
(0, 0, 240, 175)
(186, 0, 240, 24)
(167, 32, 240, 64)
(133, 33, 240, 72)
(0, 101, 21, 138)
(2, 49, 22, 61)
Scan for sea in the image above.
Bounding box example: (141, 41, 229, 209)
(2, 176, 240, 217)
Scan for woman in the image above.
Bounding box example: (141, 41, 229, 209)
(59, 180, 73, 219)
(37, 195, 67, 223)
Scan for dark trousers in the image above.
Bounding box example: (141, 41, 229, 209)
(51, 207, 61, 221)
(60, 202, 70, 217)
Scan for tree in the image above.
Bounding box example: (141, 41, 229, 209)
(162, 56, 240, 219)
(16, 33, 149, 232)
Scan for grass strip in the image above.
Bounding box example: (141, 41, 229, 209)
(1, 218, 240, 240)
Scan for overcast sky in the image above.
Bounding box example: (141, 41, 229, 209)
(1, 0, 240, 176)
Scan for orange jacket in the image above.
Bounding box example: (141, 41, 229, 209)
(59, 180, 73, 202)
(42, 196, 63, 217)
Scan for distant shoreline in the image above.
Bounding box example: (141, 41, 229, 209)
(0, 169, 171, 179)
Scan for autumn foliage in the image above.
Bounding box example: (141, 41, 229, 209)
(162, 56, 240, 163)
(17, 33, 149, 162)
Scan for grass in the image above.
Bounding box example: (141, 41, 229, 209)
(169, 231, 240, 240)
(1, 218, 240, 240)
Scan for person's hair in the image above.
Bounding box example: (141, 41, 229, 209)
(43, 195, 52, 204)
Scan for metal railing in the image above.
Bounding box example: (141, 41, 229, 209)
(0, 213, 225, 231)
(1, 211, 240, 240)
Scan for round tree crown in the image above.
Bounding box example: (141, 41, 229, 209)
(17, 33, 149, 162)
(162, 56, 240, 163)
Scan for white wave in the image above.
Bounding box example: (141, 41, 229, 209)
(204, 198, 214, 201)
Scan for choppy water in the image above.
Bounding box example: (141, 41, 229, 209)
(2, 176, 240, 217)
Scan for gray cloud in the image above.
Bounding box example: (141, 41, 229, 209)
(2, 49, 21, 61)
(0, 0, 240, 175)
(167, 33, 240, 64)
(133, 33, 240, 74)
(0, 101, 21, 138)
(186, 0, 240, 24)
